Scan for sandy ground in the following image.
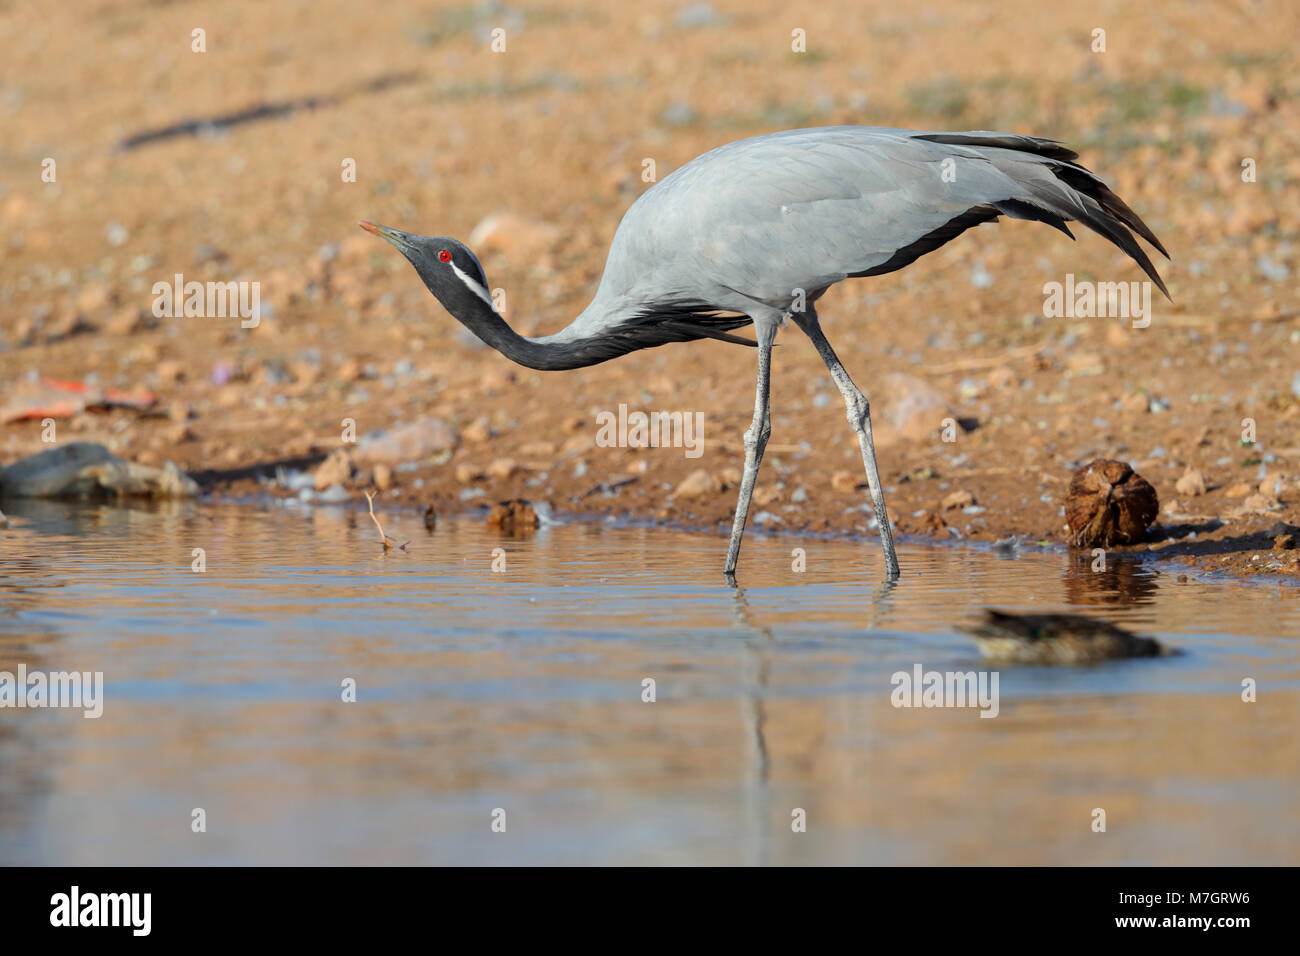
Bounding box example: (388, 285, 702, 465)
(2, 0, 1298, 579)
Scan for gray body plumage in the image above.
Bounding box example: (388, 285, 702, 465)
(362, 125, 1169, 581)
(547, 126, 1167, 362)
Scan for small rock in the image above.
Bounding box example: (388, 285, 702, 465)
(479, 367, 516, 392)
(76, 281, 112, 314)
(1274, 533, 1296, 551)
(0, 442, 198, 498)
(831, 470, 858, 491)
(1121, 392, 1150, 414)
(716, 466, 741, 487)
(422, 504, 437, 530)
(463, 419, 493, 444)
(487, 498, 539, 533)
(942, 489, 976, 510)
(156, 359, 186, 385)
(562, 433, 594, 454)
(313, 449, 354, 490)
(917, 509, 947, 533)
(1175, 467, 1207, 497)
(487, 457, 519, 480)
(1224, 482, 1253, 498)
(455, 463, 485, 483)
(43, 311, 98, 342)
(165, 424, 194, 444)
(674, 469, 721, 498)
(372, 462, 394, 491)
(987, 365, 1017, 389)
(106, 306, 151, 336)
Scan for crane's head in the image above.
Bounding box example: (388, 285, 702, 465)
(358, 221, 495, 316)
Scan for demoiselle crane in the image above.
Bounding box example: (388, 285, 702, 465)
(361, 126, 1169, 580)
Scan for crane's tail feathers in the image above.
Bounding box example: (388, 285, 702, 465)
(908, 131, 1171, 300)
(1032, 170, 1169, 299)
(1070, 192, 1171, 299)
(1052, 165, 1169, 258)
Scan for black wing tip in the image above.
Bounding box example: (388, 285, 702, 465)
(1047, 163, 1171, 298)
(915, 132, 1170, 290)
(913, 131, 1080, 162)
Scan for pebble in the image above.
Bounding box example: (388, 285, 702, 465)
(455, 463, 485, 483)
(674, 469, 720, 498)
(831, 471, 858, 491)
(305, 448, 351, 490)
(942, 489, 976, 510)
(1175, 467, 1207, 497)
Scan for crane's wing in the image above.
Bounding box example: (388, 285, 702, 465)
(634, 126, 1168, 308)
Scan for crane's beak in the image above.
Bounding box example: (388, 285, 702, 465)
(358, 220, 413, 251)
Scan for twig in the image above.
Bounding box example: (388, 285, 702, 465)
(364, 490, 408, 552)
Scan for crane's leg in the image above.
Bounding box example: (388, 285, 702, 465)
(792, 310, 901, 579)
(724, 320, 780, 577)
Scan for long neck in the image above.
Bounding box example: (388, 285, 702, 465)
(444, 289, 624, 372)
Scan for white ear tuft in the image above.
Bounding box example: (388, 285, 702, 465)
(449, 261, 496, 311)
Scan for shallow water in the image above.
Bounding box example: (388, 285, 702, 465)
(0, 498, 1296, 865)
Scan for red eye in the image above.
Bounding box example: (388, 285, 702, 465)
(438, 250, 451, 262)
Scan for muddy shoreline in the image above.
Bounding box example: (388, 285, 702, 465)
(199, 472, 1300, 589)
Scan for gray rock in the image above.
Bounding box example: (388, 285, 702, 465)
(0, 442, 198, 498)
